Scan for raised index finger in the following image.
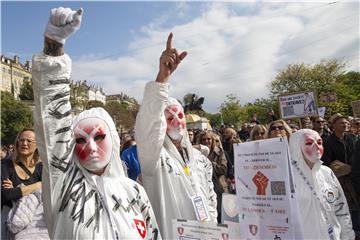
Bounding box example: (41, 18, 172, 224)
(166, 32, 173, 50)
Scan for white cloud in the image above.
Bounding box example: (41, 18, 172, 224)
(72, 2, 359, 113)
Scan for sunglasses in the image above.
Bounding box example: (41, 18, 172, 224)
(254, 132, 265, 136)
(202, 137, 212, 141)
(270, 125, 284, 131)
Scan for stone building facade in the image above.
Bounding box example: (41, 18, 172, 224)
(1, 55, 31, 99)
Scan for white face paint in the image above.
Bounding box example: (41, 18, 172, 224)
(164, 105, 186, 141)
(301, 132, 324, 163)
(74, 118, 112, 173)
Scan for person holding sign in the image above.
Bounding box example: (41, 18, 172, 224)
(289, 129, 355, 240)
(32, 7, 160, 239)
(135, 33, 217, 239)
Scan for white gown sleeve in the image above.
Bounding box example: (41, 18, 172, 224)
(32, 52, 74, 237)
(134, 81, 169, 176)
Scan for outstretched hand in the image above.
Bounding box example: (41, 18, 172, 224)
(44, 7, 83, 44)
(156, 33, 187, 83)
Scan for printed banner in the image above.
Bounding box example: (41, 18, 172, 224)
(221, 193, 239, 224)
(317, 107, 326, 118)
(172, 219, 229, 240)
(278, 91, 318, 119)
(352, 100, 360, 117)
(234, 138, 300, 239)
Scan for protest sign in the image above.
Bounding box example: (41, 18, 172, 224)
(221, 193, 239, 224)
(352, 100, 360, 117)
(172, 219, 229, 240)
(317, 107, 326, 118)
(234, 138, 302, 239)
(278, 91, 317, 119)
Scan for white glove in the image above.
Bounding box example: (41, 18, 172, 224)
(44, 7, 83, 44)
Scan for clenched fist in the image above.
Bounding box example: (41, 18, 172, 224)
(44, 7, 83, 44)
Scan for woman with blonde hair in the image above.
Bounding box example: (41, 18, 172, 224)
(1, 128, 42, 208)
(250, 124, 268, 141)
(1, 128, 48, 239)
(267, 119, 292, 140)
(199, 130, 228, 222)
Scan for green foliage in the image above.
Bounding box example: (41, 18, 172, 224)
(269, 59, 359, 119)
(219, 94, 245, 127)
(205, 112, 222, 128)
(104, 100, 138, 131)
(19, 77, 34, 100)
(86, 100, 104, 109)
(1, 91, 33, 145)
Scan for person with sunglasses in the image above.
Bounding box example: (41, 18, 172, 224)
(249, 124, 268, 141)
(312, 116, 331, 141)
(267, 119, 292, 140)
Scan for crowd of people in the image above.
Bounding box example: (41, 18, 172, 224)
(1, 6, 359, 240)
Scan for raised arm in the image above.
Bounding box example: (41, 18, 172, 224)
(135, 33, 186, 176)
(32, 7, 82, 235)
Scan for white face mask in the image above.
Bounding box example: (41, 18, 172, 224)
(165, 105, 186, 141)
(74, 118, 112, 173)
(300, 132, 324, 163)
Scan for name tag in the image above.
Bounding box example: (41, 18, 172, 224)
(191, 195, 209, 221)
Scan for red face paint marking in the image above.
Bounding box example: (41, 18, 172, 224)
(302, 133, 324, 161)
(165, 105, 186, 133)
(74, 121, 109, 163)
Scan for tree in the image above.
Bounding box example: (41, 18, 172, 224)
(1, 91, 33, 145)
(104, 100, 138, 132)
(269, 59, 359, 119)
(243, 97, 278, 124)
(19, 77, 34, 100)
(270, 59, 346, 96)
(219, 94, 245, 127)
(86, 100, 104, 109)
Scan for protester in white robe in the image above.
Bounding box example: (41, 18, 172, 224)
(33, 7, 160, 239)
(289, 129, 355, 240)
(135, 33, 217, 239)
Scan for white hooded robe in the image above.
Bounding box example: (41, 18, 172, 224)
(32, 52, 161, 240)
(289, 129, 354, 240)
(135, 81, 217, 239)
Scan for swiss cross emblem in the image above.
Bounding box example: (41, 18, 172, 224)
(134, 219, 147, 239)
(249, 224, 258, 236)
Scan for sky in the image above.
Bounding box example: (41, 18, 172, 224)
(2, 1, 359, 113)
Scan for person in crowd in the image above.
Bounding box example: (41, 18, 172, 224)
(188, 129, 195, 145)
(323, 113, 359, 238)
(238, 123, 250, 142)
(135, 33, 217, 239)
(351, 139, 360, 238)
(1, 128, 45, 239)
(249, 124, 267, 141)
(32, 7, 159, 239)
(300, 116, 313, 129)
(289, 129, 355, 240)
(1, 145, 12, 161)
(6, 187, 49, 240)
(199, 131, 228, 223)
(120, 143, 142, 183)
(120, 136, 136, 155)
(312, 116, 331, 141)
(288, 123, 299, 133)
(267, 119, 292, 140)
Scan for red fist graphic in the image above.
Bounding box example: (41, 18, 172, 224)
(252, 171, 269, 195)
